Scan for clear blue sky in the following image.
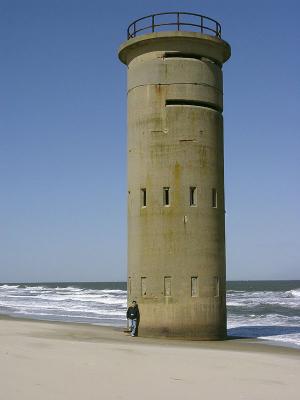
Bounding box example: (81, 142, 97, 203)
(0, 0, 299, 282)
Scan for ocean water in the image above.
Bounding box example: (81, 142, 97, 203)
(0, 281, 299, 348)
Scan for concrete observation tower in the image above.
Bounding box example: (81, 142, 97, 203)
(118, 12, 231, 339)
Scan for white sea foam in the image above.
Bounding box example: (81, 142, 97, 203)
(226, 284, 300, 347)
(226, 301, 245, 306)
(0, 284, 19, 289)
(0, 284, 127, 325)
(289, 289, 300, 298)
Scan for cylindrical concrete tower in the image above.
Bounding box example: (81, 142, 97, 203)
(118, 13, 231, 339)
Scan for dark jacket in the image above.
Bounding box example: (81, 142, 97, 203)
(127, 305, 140, 320)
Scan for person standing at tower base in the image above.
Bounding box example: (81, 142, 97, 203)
(126, 301, 140, 337)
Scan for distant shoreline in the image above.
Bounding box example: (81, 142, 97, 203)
(0, 313, 299, 353)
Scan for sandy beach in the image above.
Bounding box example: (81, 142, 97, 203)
(0, 316, 299, 400)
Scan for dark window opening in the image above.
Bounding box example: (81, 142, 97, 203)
(190, 187, 197, 206)
(141, 188, 147, 207)
(164, 52, 220, 66)
(163, 187, 170, 206)
(165, 99, 221, 112)
(212, 188, 218, 208)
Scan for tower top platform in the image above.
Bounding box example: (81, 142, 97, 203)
(119, 12, 231, 66)
(126, 12, 222, 40)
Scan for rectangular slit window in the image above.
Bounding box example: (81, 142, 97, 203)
(128, 277, 132, 295)
(214, 276, 219, 297)
(164, 52, 203, 61)
(191, 277, 198, 297)
(164, 276, 172, 296)
(212, 188, 218, 208)
(165, 99, 221, 112)
(164, 52, 220, 66)
(141, 277, 147, 297)
(190, 187, 197, 206)
(163, 187, 170, 206)
(141, 188, 147, 207)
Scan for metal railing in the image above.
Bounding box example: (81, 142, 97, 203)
(127, 12, 222, 40)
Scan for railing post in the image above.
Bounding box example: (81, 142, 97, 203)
(177, 12, 180, 31)
(152, 15, 155, 32)
(133, 22, 136, 38)
(201, 15, 203, 33)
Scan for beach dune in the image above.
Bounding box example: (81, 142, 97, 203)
(0, 317, 299, 400)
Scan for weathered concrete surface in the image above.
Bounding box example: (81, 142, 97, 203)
(119, 31, 231, 339)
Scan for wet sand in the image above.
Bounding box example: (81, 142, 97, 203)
(0, 316, 299, 399)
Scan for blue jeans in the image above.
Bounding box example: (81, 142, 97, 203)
(130, 319, 137, 336)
